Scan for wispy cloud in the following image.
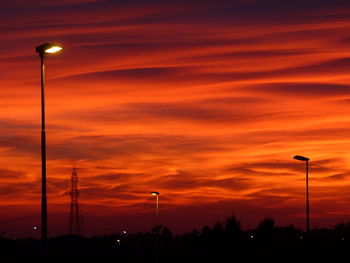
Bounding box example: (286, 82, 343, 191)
(1, 0, 350, 236)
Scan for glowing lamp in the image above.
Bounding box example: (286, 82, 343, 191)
(45, 46, 62, 53)
(36, 43, 63, 57)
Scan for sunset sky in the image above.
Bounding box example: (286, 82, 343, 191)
(1, 0, 350, 238)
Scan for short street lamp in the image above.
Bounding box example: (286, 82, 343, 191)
(36, 42, 63, 263)
(151, 191, 160, 230)
(151, 191, 160, 263)
(293, 155, 310, 233)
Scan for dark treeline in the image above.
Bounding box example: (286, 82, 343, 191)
(2, 216, 350, 262)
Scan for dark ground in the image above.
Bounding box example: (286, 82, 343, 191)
(2, 217, 350, 262)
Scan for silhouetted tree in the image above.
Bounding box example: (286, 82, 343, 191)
(256, 217, 275, 240)
(6, 217, 350, 263)
(274, 224, 301, 241)
(335, 221, 350, 240)
(212, 221, 224, 238)
(200, 225, 211, 238)
(224, 215, 242, 242)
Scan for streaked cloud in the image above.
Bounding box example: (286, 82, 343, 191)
(1, 0, 350, 237)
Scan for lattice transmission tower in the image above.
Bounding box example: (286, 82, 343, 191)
(68, 166, 81, 235)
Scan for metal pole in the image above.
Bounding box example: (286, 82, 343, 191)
(156, 195, 159, 230)
(40, 54, 48, 263)
(306, 160, 309, 233)
(156, 195, 159, 263)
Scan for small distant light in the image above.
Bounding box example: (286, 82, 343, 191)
(300, 236, 303, 239)
(250, 235, 254, 239)
(33, 226, 38, 230)
(45, 46, 63, 53)
(342, 237, 345, 241)
(116, 239, 121, 246)
(123, 230, 127, 234)
(151, 192, 159, 196)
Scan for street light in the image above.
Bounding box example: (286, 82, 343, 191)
(293, 155, 310, 233)
(151, 191, 160, 230)
(36, 42, 63, 263)
(151, 191, 160, 263)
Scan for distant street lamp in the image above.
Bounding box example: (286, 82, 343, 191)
(293, 155, 310, 233)
(151, 192, 160, 230)
(36, 42, 63, 263)
(151, 191, 160, 263)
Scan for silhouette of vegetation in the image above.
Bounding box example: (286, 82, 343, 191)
(2, 216, 350, 262)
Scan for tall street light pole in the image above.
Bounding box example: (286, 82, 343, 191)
(293, 155, 310, 233)
(151, 192, 160, 263)
(36, 43, 63, 263)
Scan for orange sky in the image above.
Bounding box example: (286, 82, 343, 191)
(1, 0, 350, 237)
